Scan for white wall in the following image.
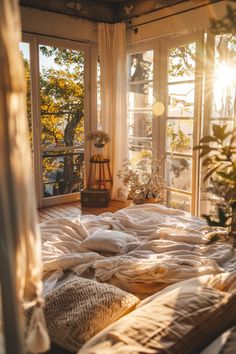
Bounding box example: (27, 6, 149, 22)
(20, 7, 98, 44)
(127, 1, 234, 45)
(21, 2, 235, 46)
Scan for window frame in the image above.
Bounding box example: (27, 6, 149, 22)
(21, 33, 95, 207)
(127, 32, 205, 216)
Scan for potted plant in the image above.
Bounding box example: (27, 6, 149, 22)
(86, 130, 110, 148)
(86, 130, 110, 162)
(194, 123, 236, 244)
(117, 154, 165, 204)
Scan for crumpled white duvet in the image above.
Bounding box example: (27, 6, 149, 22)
(40, 204, 236, 297)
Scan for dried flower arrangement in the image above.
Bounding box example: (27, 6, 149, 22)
(118, 153, 165, 204)
(86, 130, 110, 148)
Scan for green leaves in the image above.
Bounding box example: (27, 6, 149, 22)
(203, 165, 221, 182)
(199, 135, 218, 143)
(212, 124, 227, 140)
(195, 125, 236, 185)
(225, 188, 236, 203)
(210, 5, 236, 34)
(195, 123, 236, 243)
(202, 207, 229, 228)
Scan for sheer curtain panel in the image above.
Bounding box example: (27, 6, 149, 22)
(0, 0, 49, 353)
(98, 22, 128, 199)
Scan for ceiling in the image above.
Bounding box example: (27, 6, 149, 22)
(20, 0, 190, 23)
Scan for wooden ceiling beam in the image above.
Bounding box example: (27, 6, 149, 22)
(20, 0, 191, 23)
(20, 0, 115, 23)
(114, 0, 189, 21)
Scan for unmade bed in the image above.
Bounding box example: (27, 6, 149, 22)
(39, 204, 236, 354)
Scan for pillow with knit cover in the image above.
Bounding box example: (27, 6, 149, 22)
(42, 277, 140, 352)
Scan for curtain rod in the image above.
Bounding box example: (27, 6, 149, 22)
(128, 0, 224, 33)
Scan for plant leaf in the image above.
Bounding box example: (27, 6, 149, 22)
(199, 147, 214, 158)
(218, 207, 228, 225)
(206, 235, 220, 245)
(212, 124, 227, 140)
(225, 188, 236, 202)
(202, 157, 214, 166)
(199, 135, 218, 143)
(203, 164, 220, 181)
(217, 170, 234, 181)
(202, 214, 222, 227)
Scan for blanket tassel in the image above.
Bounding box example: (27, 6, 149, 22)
(26, 302, 50, 353)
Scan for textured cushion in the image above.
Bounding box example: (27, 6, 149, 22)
(81, 230, 137, 254)
(43, 277, 140, 352)
(79, 284, 236, 354)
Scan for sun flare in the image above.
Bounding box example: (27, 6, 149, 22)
(216, 62, 236, 87)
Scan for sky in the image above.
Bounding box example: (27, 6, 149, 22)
(19, 42, 58, 70)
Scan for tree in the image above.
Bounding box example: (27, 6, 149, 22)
(22, 57, 32, 145)
(168, 43, 195, 80)
(210, 4, 236, 34)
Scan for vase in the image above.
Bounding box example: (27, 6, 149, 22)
(95, 146, 104, 155)
(144, 197, 157, 203)
(132, 197, 158, 205)
(93, 144, 105, 162)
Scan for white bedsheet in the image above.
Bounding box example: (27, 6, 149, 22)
(40, 204, 236, 297)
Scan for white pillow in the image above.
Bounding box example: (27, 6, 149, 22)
(81, 230, 137, 254)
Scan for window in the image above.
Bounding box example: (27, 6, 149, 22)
(19, 42, 33, 149)
(165, 41, 197, 213)
(127, 35, 202, 215)
(39, 45, 85, 198)
(200, 32, 236, 215)
(128, 31, 236, 216)
(97, 57, 101, 129)
(127, 50, 154, 165)
(209, 33, 236, 128)
(20, 35, 91, 207)
(128, 36, 200, 212)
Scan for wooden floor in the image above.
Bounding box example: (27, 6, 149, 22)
(38, 199, 131, 222)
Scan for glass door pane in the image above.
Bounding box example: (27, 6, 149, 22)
(128, 50, 154, 165)
(201, 33, 236, 216)
(165, 40, 197, 212)
(39, 45, 85, 199)
(19, 42, 32, 147)
(19, 41, 34, 171)
(212, 34, 236, 119)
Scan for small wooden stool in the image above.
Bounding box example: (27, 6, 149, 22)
(87, 159, 113, 189)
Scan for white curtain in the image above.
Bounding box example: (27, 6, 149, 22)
(0, 1, 49, 353)
(98, 23, 128, 200)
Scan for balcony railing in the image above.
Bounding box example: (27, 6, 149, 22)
(42, 149, 84, 197)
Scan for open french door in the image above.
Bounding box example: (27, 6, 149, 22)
(160, 33, 203, 214)
(21, 36, 90, 208)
